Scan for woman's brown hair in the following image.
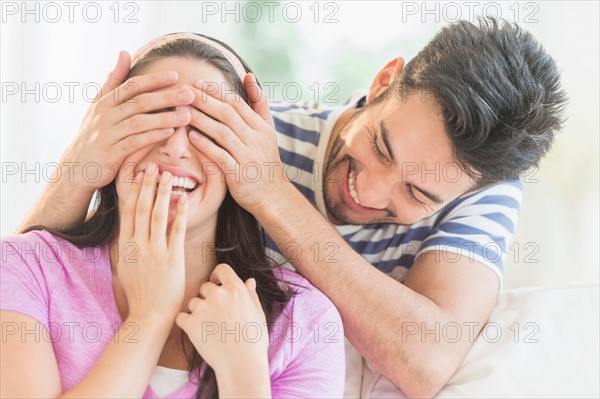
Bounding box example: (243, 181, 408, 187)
(24, 33, 295, 398)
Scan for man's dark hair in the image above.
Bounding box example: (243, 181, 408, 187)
(390, 17, 568, 189)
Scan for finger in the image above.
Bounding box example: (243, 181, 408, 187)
(114, 127, 175, 161)
(95, 71, 180, 113)
(198, 281, 219, 299)
(187, 297, 203, 313)
(111, 51, 132, 88)
(191, 84, 260, 139)
(188, 107, 245, 159)
(110, 86, 195, 129)
(120, 170, 144, 239)
(244, 73, 275, 128)
(109, 107, 191, 145)
(175, 312, 191, 330)
(150, 170, 173, 247)
(167, 189, 188, 250)
(244, 278, 264, 314)
(209, 263, 239, 286)
(245, 277, 256, 291)
(188, 131, 239, 177)
(95, 51, 131, 102)
(134, 164, 160, 239)
(194, 81, 264, 129)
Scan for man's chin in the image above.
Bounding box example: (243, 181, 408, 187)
(325, 199, 402, 226)
(324, 201, 363, 226)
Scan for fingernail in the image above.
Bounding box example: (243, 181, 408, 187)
(179, 88, 193, 102)
(147, 162, 157, 175)
(189, 130, 201, 141)
(193, 80, 205, 89)
(160, 128, 175, 136)
(177, 110, 191, 122)
(161, 171, 172, 184)
(179, 192, 188, 204)
(251, 279, 257, 290)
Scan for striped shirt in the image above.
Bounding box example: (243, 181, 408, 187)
(267, 93, 523, 285)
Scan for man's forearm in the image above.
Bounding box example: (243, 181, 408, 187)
(16, 172, 94, 234)
(255, 187, 465, 398)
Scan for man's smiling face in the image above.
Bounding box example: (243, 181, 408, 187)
(322, 92, 478, 226)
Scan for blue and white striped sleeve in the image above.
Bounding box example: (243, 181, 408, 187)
(415, 180, 523, 283)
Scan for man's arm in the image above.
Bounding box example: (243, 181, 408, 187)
(16, 172, 96, 234)
(15, 52, 199, 234)
(16, 52, 129, 233)
(255, 187, 498, 398)
(183, 81, 502, 398)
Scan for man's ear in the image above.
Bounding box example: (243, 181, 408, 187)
(366, 57, 405, 103)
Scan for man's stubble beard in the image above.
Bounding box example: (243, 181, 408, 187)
(322, 108, 366, 226)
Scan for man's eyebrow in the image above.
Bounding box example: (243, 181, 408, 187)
(380, 121, 395, 161)
(411, 184, 444, 205)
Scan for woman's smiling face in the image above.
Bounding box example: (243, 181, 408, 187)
(115, 56, 232, 236)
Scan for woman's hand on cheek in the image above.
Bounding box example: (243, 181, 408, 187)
(59, 51, 194, 195)
(185, 79, 294, 215)
(116, 164, 188, 323)
(175, 264, 269, 375)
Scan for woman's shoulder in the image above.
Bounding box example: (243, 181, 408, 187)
(2, 229, 66, 265)
(1, 230, 89, 325)
(1, 229, 108, 281)
(3, 229, 77, 252)
(0, 230, 108, 286)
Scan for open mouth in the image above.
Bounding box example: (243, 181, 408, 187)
(341, 160, 364, 211)
(135, 165, 203, 201)
(342, 160, 368, 212)
(158, 175, 200, 197)
(341, 160, 381, 215)
(347, 166, 361, 206)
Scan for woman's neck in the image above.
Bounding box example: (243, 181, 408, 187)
(181, 228, 219, 291)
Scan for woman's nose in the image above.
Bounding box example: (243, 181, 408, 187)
(158, 125, 193, 161)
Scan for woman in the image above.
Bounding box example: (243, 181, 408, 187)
(0, 33, 344, 398)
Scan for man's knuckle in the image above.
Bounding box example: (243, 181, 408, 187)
(221, 105, 235, 121)
(91, 112, 105, 128)
(128, 115, 144, 131)
(133, 95, 148, 112)
(218, 124, 231, 137)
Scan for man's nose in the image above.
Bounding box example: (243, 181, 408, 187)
(356, 171, 391, 210)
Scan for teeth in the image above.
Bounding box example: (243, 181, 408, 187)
(158, 173, 198, 191)
(171, 175, 198, 190)
(348, 169, 361, 205)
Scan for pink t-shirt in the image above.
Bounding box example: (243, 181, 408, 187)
(1, 230, 345, 398)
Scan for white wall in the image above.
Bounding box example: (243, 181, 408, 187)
(1, 1, 598, 288)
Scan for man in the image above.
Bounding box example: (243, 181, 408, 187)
(17, 18, 566, 397)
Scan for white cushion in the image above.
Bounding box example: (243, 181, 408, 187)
(346, 282, 600, 398)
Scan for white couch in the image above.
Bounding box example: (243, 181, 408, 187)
(345, 282, 600, 398)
